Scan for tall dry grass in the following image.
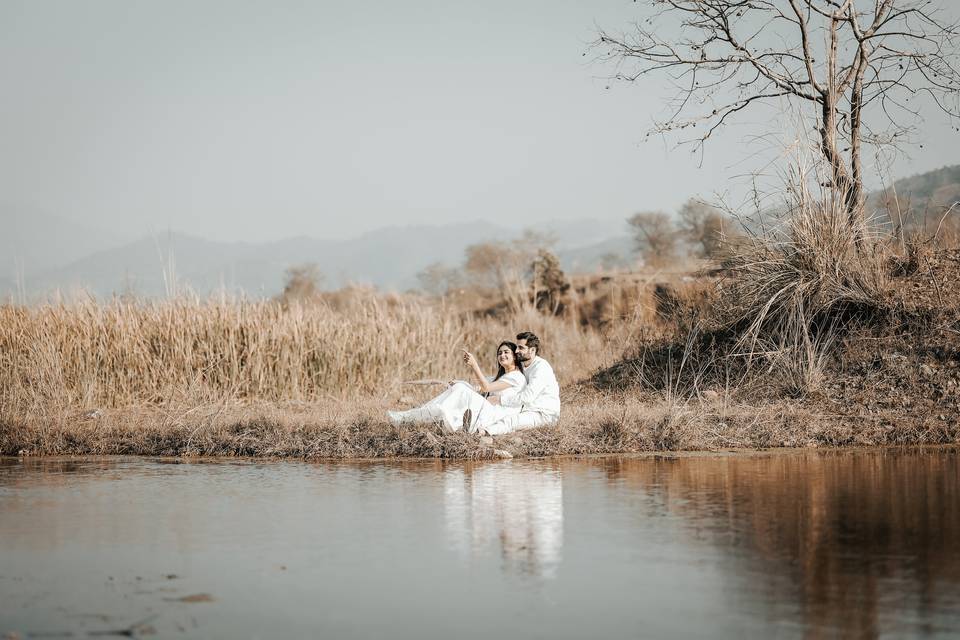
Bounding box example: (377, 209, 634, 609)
(718, 172, 889, 351)
(0, 290, 626, 418)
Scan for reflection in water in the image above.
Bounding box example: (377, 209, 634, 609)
(589, 450, 960, 639)
(444, 462, 563, 579)
(2, 451, 958, 639)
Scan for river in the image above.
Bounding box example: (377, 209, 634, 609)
(1, 448, 958, 638)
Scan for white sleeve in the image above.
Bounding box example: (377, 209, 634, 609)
(500, 363, 555, 408)
(503, 371, 525, 389)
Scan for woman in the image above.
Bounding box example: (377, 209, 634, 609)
(387, 341, 525, 433)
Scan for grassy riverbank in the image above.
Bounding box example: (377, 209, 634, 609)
(3, 196, 960, 458)
(4, 391, 954, 460)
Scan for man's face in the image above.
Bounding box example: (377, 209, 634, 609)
(516, 339, 536, 364)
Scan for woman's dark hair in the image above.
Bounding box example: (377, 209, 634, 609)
(493, 341, 524, 381)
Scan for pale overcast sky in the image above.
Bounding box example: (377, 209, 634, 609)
(2, 0, 957, 242)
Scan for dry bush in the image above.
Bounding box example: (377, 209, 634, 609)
(718, 176, 889, 352)
(760, 317, 837, 398)
(280, 263, 323, 304)
(592, 167, 896, 400)
(530, 249, 570, 314)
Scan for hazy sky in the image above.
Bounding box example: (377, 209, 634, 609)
(2, 0, 957, 243)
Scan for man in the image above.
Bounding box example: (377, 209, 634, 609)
(482, 331, 560, 435)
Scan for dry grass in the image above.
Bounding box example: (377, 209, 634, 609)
(718, 176, 889, 352)
(0, 291, 622, 419)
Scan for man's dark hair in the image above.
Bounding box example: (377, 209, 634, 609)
(516, 331, 541, 355)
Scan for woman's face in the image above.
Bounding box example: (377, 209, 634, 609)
(497, 345, 516, 368)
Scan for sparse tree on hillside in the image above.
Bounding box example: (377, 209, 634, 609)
(464, 243, 522, 290)
(416, 262, 463, 297)
(530, 249, 570, 314)
(597, 1, 960, 242)
(463, 228, 555, 291)
(628, 211, 678, 266)
(677, 199, 730, 259)
(281, 263, 323, 302)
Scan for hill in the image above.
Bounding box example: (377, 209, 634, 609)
(3, 216, 637, 300)
(0, 204, 133, 282)
(872, 164, 960, 227)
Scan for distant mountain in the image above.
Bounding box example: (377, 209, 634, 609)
(872, 164, 960, 225)
(9, 222, 521, 300)
(0, 204, 133, 281)
(3, 213, 648, 300)
(545, 217, 631, 250)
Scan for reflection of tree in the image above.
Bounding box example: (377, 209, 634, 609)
(588, 451, 960, 638)
(444, 461, 563, 579)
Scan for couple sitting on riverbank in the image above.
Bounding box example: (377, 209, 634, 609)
(387, 331, 560, 436)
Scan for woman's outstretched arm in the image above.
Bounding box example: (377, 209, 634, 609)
(462, 350, 491, 392)
(462, 350, 521, 394)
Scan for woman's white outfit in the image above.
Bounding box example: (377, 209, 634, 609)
(388, 371, 525, 432)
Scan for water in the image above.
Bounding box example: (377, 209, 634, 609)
(1, 449, 958, 639)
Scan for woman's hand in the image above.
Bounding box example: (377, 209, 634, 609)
(461, 350, 478, 369)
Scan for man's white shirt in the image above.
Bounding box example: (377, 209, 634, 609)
(499, 356, 560, 418)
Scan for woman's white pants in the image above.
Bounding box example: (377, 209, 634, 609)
(390, 382, 523, 432)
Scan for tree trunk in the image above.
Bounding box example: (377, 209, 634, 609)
(820, 12, 862, 247)
(846, 43, 869, 241)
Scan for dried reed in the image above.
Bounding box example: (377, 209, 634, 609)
(0, 290, 622, 418)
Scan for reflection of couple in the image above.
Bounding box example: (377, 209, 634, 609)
(444, 462, 564, 579)
(387, 331, 561, 435)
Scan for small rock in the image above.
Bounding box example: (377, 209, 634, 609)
(492, 449, 513, 459)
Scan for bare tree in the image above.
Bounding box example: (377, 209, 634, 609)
(463, 228, 555, 291)
(596, 1, 960, 240)
(628, 211, 679, 266)
(677, 198, 730, 258)
(416, 262, 463, 296)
